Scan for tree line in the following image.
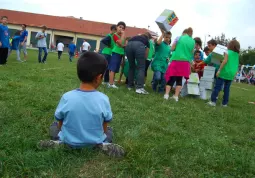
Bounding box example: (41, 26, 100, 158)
(211, 33, 255, 65)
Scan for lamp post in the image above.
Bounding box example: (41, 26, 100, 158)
(204, 34, 211, 48)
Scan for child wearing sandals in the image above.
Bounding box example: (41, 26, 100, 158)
(38, 52, 125, 158)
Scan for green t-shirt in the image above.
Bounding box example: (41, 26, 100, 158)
(151, 41, 170, 73)
(102, 34, 114, 55)
(219, 50, 239, 80)
(147, 40, 155, 60)
(112, 33, 124, 55)
(123, 58, 137, 78)
(171, 34, 195, 62)
(204, 53, 220, 71)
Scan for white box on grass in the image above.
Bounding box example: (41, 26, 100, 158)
(155, 9, 179, 32)
(188, 73, 200, 84)
(187, 83, 200, 95)
(203, 66, 216, 78)
(200, 77, 214, 90)
(199, 87, 212, 100)
(211, 44, 227, 65)
(180, 83, 200, 96)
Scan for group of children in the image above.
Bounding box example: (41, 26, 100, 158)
(1, 15, 241, 157)
(37, 21, 240, 159)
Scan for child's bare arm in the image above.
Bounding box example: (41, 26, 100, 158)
(58, 120, 63, 130)
(103, 122, 108, 133)
(156, 29, 165, 45)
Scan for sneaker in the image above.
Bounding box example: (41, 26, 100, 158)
(170, 95, 179, 102)
(163, 94, 169, 100)
(99, 143, 125, 158)
(222, 104, 228, 107)
(108, 84, 118, 89)
(37, 140, 61, 149)
(136, 88, 149, 94)
(127, 87, 132, 91)
(207, 101, 216, 107)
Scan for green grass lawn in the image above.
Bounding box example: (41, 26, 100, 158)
(0, 50, 255, 177)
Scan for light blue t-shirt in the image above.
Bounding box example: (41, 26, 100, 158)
(55, 89, 112, 147)
(35, 31, 47, 47)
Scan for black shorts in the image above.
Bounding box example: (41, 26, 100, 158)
(167, 76, 183, 87)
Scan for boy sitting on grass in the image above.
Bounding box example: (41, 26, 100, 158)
(38, 52, 125, 158)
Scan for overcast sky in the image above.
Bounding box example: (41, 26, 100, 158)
(1, 0, 255, 49)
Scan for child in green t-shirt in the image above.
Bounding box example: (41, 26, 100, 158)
(198, 39, 219, 73)
(101, 25, 117, 84)
(145, 39, 155, 85)
(151, 29, 171, 93)
(208, 40, 240, 107)
(108, 21, 126, 89)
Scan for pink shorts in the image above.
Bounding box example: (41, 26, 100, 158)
(165, 61, 191, 82)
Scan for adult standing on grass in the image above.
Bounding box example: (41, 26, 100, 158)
(57, 41, 64, 60)
(164, 27, 195, 102)
(19, 24, 28, 61)
(82, 39, 90, 53)
(0, 16, 10, 66)
(125, 32, 152, 94)
(36, 26, 48, 63)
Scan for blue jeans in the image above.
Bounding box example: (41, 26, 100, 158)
(69, 52, 74, 62)
(103, 54, 111, 82)
(152, 71, 166, 93)
(125, 41, 146, 89)
(211, 77, 232, 105)
(38, 47, 48, 63)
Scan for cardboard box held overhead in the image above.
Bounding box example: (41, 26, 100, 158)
(155, 9, 179, 32)
(211, 44, 227, 65)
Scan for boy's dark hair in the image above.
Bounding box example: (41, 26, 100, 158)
(77, 52, 107, 83)
(228, 39, 240, 54)
(194, 37, 202, 47)
(22, 24, 27, 28)
(207, 39, 217, 46)
(203, 46, 209, 52)
(15, 30, 21, 36)
(1, 16, 8, 20)
(42, 25, 47, 29)
(117, 21, 126, 29)
(166, 31, 172, 36)
(110, 25, 117, 31)
(194, 50, 201, 55)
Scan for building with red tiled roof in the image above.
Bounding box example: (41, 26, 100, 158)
(0, 9, 156, 51)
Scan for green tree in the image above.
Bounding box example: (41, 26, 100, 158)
(239, 48, 255, 65)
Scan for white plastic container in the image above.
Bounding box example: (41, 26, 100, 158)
(203, 66, 215, 78)
(187, 83, 200, 95)
(200, 77, 214, 89)
(155, 9, 179, 31)
(211, 44, 227, 64)
(199, 87, 212, 100)
(188, 73, 200, 84)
